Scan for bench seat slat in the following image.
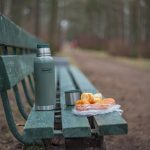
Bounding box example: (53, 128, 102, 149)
(24, 108, 54, 140)
(94, 112, 127, 135)
(69, 66, 98, 93)
(69, 65, 128, 135)
(59, 67, 91, 138)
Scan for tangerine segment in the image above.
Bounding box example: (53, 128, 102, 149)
(82, 100, 90, 104)
(75, 103, 110, 111)
(75, 97, 116, 111)
(75, 100, 82, 105)
(81, 93, 94, 103)
(75, 99, 90, 105)
(94, 97, 103, 104)
(102, 98, 116, 105)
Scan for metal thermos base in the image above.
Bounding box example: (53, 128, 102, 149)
(35, 105, 55, 111)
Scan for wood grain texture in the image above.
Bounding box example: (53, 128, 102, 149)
(59, 66, 91, 138)
(69, 65, 128, 135)
(0, 55, 35, 90)
(0, 15, 44, 49)
(24, 107, 54, 140)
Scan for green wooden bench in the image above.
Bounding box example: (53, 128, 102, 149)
(0, 15, 128, 149)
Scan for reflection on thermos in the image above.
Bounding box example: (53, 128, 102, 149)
(34, 44, 56, 110)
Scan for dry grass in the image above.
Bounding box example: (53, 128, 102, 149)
(58, 46, 150, 71)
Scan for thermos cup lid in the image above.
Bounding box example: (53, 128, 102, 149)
(37, 44, 51, 57)
(65, 90, 81, 106)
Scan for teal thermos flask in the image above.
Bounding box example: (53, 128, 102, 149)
(34, 44, 56, 110)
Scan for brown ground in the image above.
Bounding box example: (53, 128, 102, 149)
(66, 48, 150, 150)
(0, 47, 150, 150)
(0, 82, 32, 150)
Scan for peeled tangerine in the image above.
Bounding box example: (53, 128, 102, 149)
(81, 93, 94, 103)
(75, 92, 116, 111)
(81, 93, 104, 104)
(75, 99, 90, 105)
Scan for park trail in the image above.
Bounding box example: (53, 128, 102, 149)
(63, 45, 150, 150)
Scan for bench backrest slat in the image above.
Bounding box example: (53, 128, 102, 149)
(0, 15, 43, 49)
(0, 55, 35, 91)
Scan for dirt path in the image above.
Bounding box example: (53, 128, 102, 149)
(65, 48, 150, 150)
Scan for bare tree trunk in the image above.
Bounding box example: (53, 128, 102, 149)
(139, 0, 146, 41)
(0, 0, 4, 14)
(104, 0, 112, 39)
(4, 0, 12, 16)
(49, 0, 58, 52)
(123, 0, 130, 43)
(34, 0, 41, 37)
(0, 0, 12, 16)
(99, 11, 106, 39)
(145, 0, 150, 41)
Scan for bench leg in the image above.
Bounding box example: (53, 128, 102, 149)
(24, 137, 106, 150)
(65, 136, 106, 150)
(23, 144, 43, 150)
(42, 139, 51, 150)
(98, 136, 107, 150)
(43, 139, 66, 150)
(65, 138, 85, 150)
(23, 140, 54, 150)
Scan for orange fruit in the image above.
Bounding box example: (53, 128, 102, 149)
(82, 99, 90, 104)
(81, 93, 94, 103)
(75, 100, 82, 105)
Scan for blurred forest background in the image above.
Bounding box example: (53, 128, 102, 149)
(0, 0, 150, 57)
(0, 1, 150, 150)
